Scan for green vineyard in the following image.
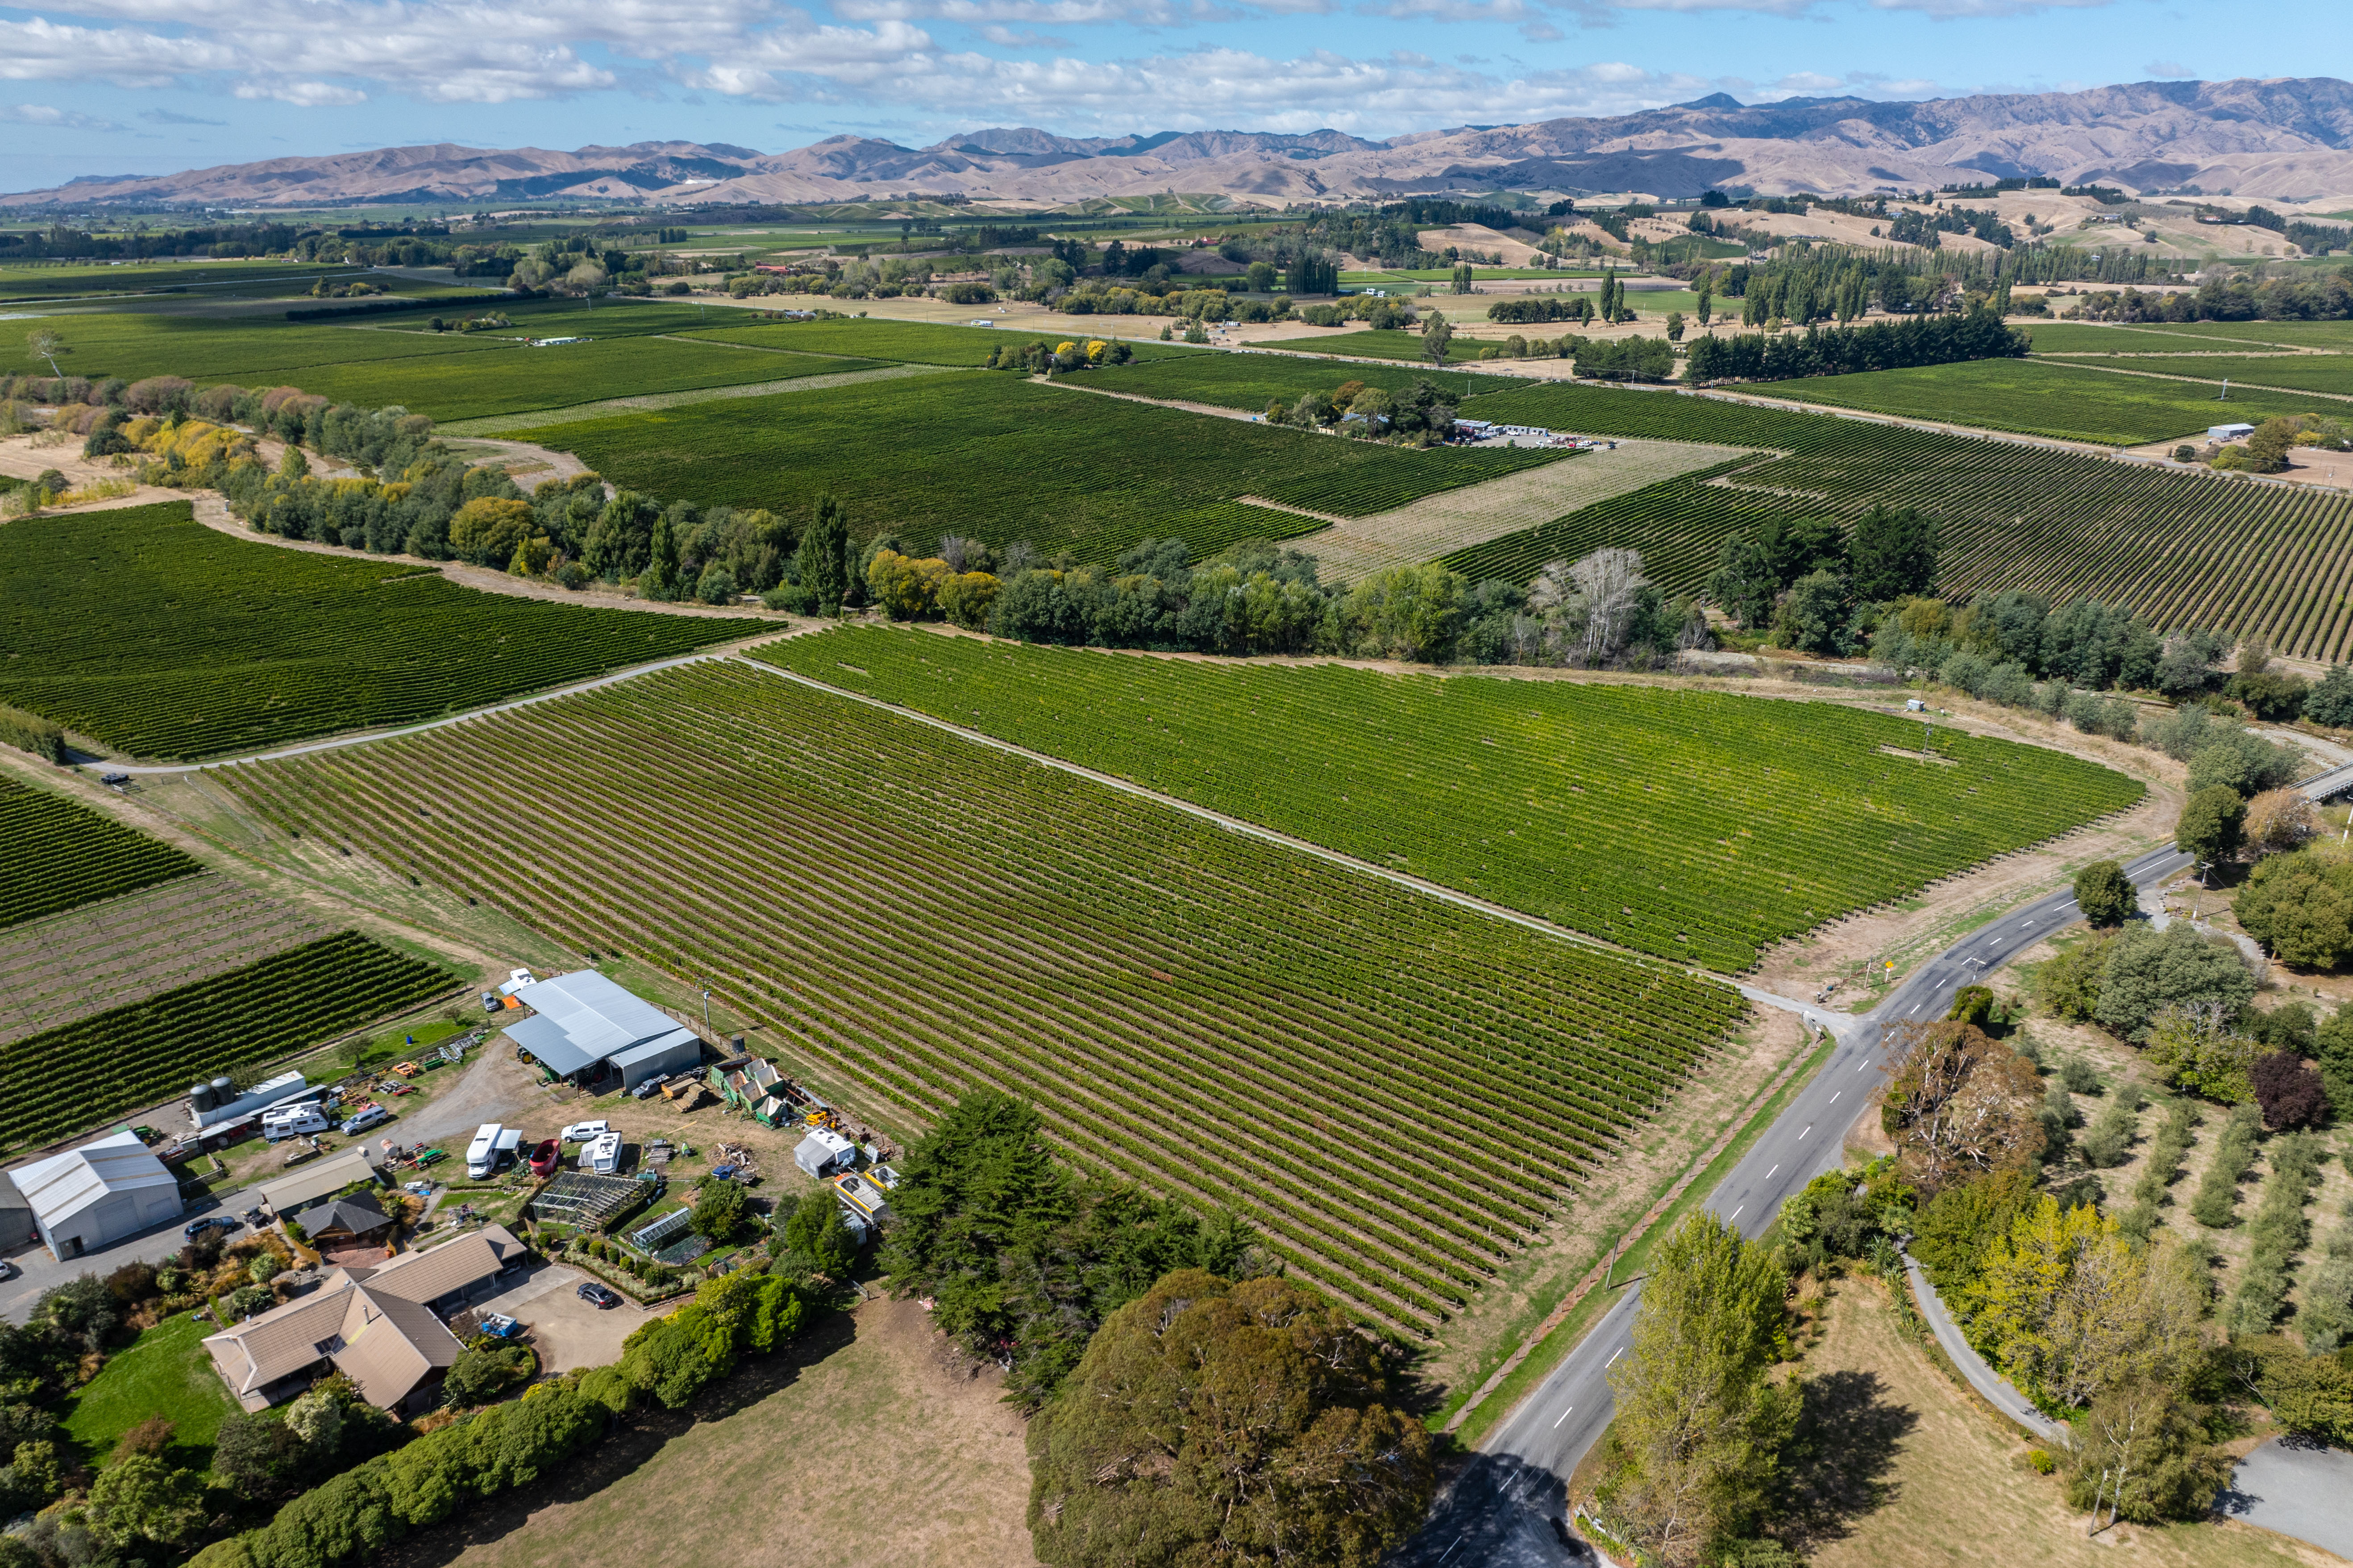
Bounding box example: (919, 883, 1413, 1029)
(761, 629, 2143, 971)
(0, 779, 201, 930)
(217, 662, 1749, 1333)
(0, 930, 455, 1155)
(1746, 357, 2324, 445)
(1443, 384, 2353, 662)
(517, 373, 1575, 567)
(1097, 353, 1524, 411)
(0, 502, 742, 760)
(678, 315, 1205, 367)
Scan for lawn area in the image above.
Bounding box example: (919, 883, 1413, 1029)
(430, 1296, 1036, 1568)
(62, 1312, 239, 1471)
(1745, 357, 2322, 444)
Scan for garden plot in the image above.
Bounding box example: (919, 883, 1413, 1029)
(1289, 435, 1750, 583)
(0, 875, 331, 1044)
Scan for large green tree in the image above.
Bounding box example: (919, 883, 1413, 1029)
(1595, 1213, 1795, 1568)
(881, 1090, 1251, 1408)
(2236, 848, 2353, 969)
(1846, 504, 1940, 604)
(2174, 784, 2246, 866)
(2073, 859, 2136, 927)
(1026, 1269, 1431, 1568)
(796, 494, 851, 614)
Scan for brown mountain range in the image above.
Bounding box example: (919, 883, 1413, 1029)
(8, 77, 2351, 209)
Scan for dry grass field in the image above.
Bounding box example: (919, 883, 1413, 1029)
(408, 1296, 1038, 1568)
(1795, 1280, 2328, 1568)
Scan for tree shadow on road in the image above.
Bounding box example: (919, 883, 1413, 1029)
(1773, 1366, 1917, 1553)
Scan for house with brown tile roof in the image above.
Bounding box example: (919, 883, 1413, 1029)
(201, 1224, 527, 1414)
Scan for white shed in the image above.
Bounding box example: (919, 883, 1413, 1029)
(794, 1128, 857, 1178)
(10, 1128, 183, 1261)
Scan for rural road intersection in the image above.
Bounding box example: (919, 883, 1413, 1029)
(1394, 842, 2191, 1568)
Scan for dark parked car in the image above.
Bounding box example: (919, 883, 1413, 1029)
(184, 1215, 238, 1239)
(631, 1078, 663, 1100)
(577, 1281, 623, 1309)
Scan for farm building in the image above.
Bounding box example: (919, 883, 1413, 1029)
(2209, 423, 2257, 441)
(251, 1145, 386, 1220)
(202, 1224, 527, 1413)
(504, 971, 703, 1091)
(8, 1128, 183, 1261)
(308, 1194, 394, 1248)
(0, 1174, 33, 1253)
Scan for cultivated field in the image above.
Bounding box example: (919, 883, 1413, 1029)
(1742, 358, 2320, 445)
(760, 631, 2141, 971)
(0, 502, 744, 759)
(2029, 319, 2353, 353)
(2031, 354, 2353, 400)
(1280, 328, 1494, 365)
(678, 314, 1202, 366)
(1094, 351, 1525, 410)
(1289, 436, 1750, 583)
(1448, 384, 2353, 663)
(0, 929, 456, 1155)
(0, 875, 331, 1043)
(0, 777, 201, 929)
(515, 373, 1575, 567)
(216, 660, 1750, 1334)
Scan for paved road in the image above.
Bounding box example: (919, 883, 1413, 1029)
(1394, 842, 2191, 1568)
(1900, 1253, 2057, 1439)
(2220, 1438, 2353, 1560)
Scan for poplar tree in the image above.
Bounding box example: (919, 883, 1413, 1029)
(797, 494, 850, 613)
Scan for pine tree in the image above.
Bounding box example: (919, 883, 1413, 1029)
(797, 494, 851, 614)
(641, 512, 680, 601)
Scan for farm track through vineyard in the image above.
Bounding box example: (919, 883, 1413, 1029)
(214, 662, 1748, 1335)
(758, 629, 2144, 972)
(1445, 384, 2353, 662)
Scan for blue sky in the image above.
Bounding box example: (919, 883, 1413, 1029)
(0, 0, 2341, 196)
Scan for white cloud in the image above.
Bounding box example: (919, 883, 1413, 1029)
(2144, 59, 2194, 78)
(0, 101, 125, 129)
(1866, 0, 2109, 16)
(236, 80, 370, 106)
(980, 23, 1078, 43)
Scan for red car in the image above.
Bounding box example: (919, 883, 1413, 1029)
(526, 1137, 559, 1178)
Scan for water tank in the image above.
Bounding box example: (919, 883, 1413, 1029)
(210, 1075, 237, 1105)
(190, 1082, 216, 1113)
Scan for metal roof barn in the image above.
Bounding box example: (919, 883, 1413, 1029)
(505, 970, 702, 1088)
(9, 1128, 183, 1261)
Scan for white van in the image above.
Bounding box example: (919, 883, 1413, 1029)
(559, 1120, 610, 1144)
(262, 1104, 329, 1142)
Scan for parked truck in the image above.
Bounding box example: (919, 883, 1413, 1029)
(466, 1123, 522, 1179)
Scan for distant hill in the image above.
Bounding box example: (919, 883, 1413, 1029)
(8, 78, 2352, 208)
